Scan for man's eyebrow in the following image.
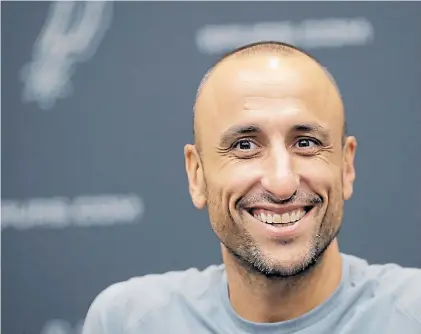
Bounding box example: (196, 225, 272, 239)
(219, 124, 262, 147)
(292, 123, 331, 142)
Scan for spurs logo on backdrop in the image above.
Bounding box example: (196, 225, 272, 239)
(20, 1, 113, 110)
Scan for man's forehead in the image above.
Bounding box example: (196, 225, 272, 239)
(194, 53, 344, 142)
(211, 55, 329, 98)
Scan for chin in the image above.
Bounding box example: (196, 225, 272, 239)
(265, 252, 318, 276)
(243, 235, 333, 279)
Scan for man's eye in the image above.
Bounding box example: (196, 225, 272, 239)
(233, 139, 257, 151)
(295, 138, 319, 148)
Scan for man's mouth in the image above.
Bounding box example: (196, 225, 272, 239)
(247, 206, 313, 226)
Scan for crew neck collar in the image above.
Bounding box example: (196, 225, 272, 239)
(219, 254, 350, 333)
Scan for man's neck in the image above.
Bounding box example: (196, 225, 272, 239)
(222, 241, 343, 323)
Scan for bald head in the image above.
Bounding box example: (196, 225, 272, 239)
(193, 41, 345, 151)
(184, 42, 357, 281)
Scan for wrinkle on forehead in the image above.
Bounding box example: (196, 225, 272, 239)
(242, 97, 304, 112)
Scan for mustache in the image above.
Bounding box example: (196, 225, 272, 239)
(237, 190, 323, 209)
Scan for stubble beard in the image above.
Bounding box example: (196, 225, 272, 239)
(206, 187, 343, 282)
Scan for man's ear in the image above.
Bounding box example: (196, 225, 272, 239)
(342, 136, 357, 200)
(184, 144, 207, 209)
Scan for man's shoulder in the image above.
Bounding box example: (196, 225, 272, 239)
(344, 253, 421, 323)
(83, 264, 225, 332)
(101, 263, 224, 306)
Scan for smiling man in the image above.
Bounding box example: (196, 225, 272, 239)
(82, 42, 421, 334)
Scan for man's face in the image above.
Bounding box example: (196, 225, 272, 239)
(186, 54, 356, 277)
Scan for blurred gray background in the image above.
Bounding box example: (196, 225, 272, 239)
(1, 2, 420, 333)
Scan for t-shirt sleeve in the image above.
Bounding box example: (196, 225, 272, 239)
(82, 283, 127, 334)
(376, 265, 421, 328)
(395, 268, 421, 326)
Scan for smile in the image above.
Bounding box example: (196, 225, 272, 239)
(247, 206, 313, 226)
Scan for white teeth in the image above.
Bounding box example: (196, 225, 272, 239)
(281, 212, 290, 223)
(254, 209, 306, 224)
(273, 214, 281, 223)
(290, 211, 297, 221)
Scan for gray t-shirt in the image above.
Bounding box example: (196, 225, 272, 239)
(82, 254, 421, 334)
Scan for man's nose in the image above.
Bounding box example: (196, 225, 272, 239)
(260, 147, 299, 200)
